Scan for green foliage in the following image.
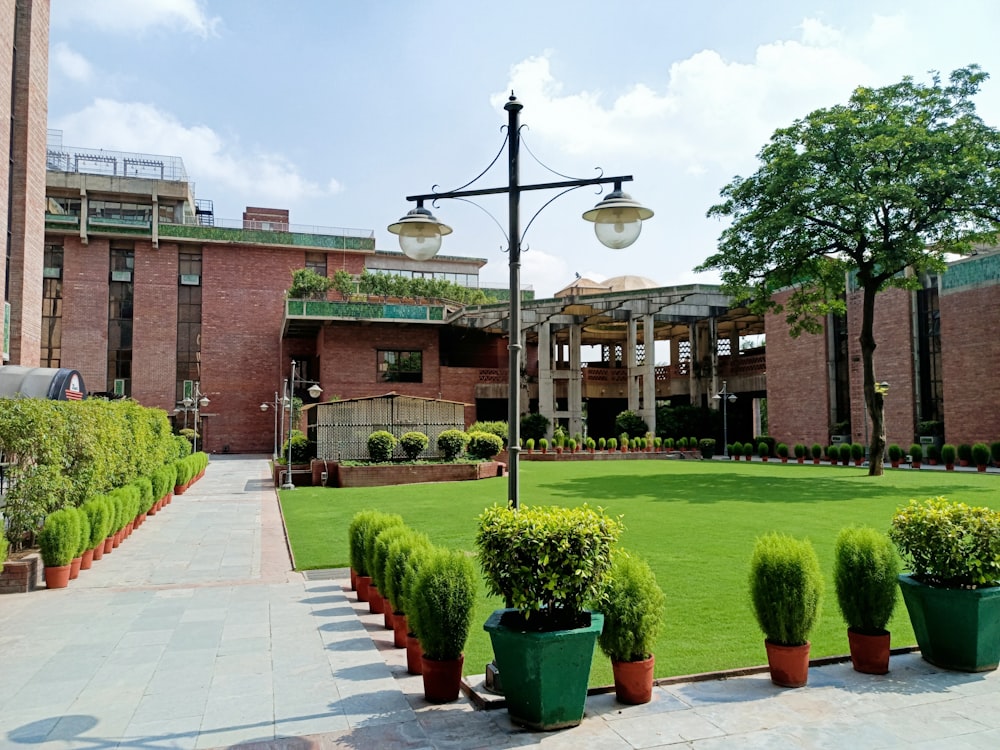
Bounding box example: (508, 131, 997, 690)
(287, 267, 334, 299)
(607, 438, 617, 450)
(525, 438, 534, 451)
(677, 437, 688, 450)
(586, 437, 596, 450)
(466, 431, 503, 460)
(654, 403, 717, 441)
(699, 438, 716, 459)
(133, 477, 155, 515)
(918, 420, 944, 437)
(0, 534, 6, 566)
(399, 431, 429, 461)
(749, 533, 823, 646)
(757, 442, 770, 458)
(596, 552, 666, 662)
(81, 496, 112, 549)
(925, 443, 940, 461)
(940, 444, 956, 464)
(958, 443, 973, 462)
(410, 547, 477, 660)
(383, 529, 431, 613)
(909, 443, 923, 461)
(281, 429, 311, 464)
(992, 441, 1000, 464)
(615, 410, 649, 439)
(356, 268, 490, 305)
(436, 429, 469, 461)
(972, 442, 991, 466)
(887, 444, 903, 461)
(362, 513, 405, 585)
(331, 269, 355, 298)
(776, 443, 789, 458)
(367, 430, 398, 463)
(37, 508, 81, 567)
(400, 545, 433, 636)
(371, 525, 412, 594)
(73, 507, 91, 558)
(468, 420, 507, 447)
(826, 444, 839, 461)
(810, 443, 822, 459)
(476, 503, 623, 629)
(567, 438, 578, 452)
(889, 497, 1000, 586)
(347, 510, 380, 575)
(539, 437, 549, 450)
(850, 443, 864, 460)
(793, 443, 806, 459)
(833, 527, 900, 633)
(174, 433, 192, 458)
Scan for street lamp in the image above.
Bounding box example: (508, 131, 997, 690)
(281, 360, 322, 490)
(712, 381, 737, 458)
(260, 391, 282, 460)
(388, 94, 653, 509)
(183, 381, 210, 453)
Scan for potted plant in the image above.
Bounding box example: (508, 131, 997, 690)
(372, 525, 414, 630)
(957, 443, 973, 467)
(833, 526, 900, 674)
(889, 498, 1000, 672)
(400, 544, 434, 675)
(539, 437, 548, 454)
(525, 438, 534, 453)
(826, 444, 839, 465)
(925, 443, 940, 466)
(909, 443, 923, 469)
(477, 503, 622, 730)
(972, 442, 991, 471)
(595, 552, 666, 704)
(887, 444, 903, 469)
(749, 533, 823, 687)
(362, 512, 406, 615)
(850, 442, 865, 466)
(776, 443, 789, 463)
(409, 546, 477, 703)
(37, 508, 81, 589)
(940, 443, 957, 471)
(70, 508, 91, 577)
(699, 438, 716, 459)
(810, 443, 822, 464)
(793, 444, 806, 464)
(757, 442, 771, 462)
(992, 441, 1000, 469)
(384, 529, 432, 648)
(347, 510, 377, 597)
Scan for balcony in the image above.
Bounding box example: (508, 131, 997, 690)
(283, 296, 460, 337)
(160, 220, 375, 251)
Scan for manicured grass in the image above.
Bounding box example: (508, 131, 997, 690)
(279, 460, 999, 687)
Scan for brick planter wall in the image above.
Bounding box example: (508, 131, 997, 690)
(0, 553, 42, 594)
(335, 461, 505, 488)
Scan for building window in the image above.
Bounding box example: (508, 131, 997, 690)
(305, 252, 327, 276)
(108, 243, 134, 395)
(831, 308, 851, 430)
(42, 242, 63, 368)
(89, 200, 153, 224)
(378, 350, 422, 383)
(176, 250, 202, 404)
(917, 284, 943, 423)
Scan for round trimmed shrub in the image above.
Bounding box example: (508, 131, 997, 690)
(972, 442, 991, 466)
(37, 508, 81, 567)
(833, 526, 899, 633)
(887, 444, 903, 462)
(749, 533, 823, 646)
(436, 429, 469, 460)
(776, 443, 789, 459)
(467, 431, 503, 459)
(410, 547, 477, 661)
(383, 529, 432, 614)
(281, 429, 311, 464)
(82, 496, 112, 549)
(468, 420, 507, 447)
(757, 441, 770, 458)
(607, 437, 617, 450)
(372, 525, 413, 594)
(909, 443, 923, 462)
(367, 431, 398, 463)
(811, 443, 823, 460)
(958, 443, 973, 463)
(399, 431, 429, 461)
(793, 443, 806, 459)
(520, 413, 550, 443)
(596, 553, 666, 662)
(940, 444, 956, 465)
(850, 443, 864, 461)
(363, 512, 405, 584)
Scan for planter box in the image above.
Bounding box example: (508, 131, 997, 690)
(0, 553, 43, 594)
(898, 574, 1000, 672)
(272, 463, 313, 487)
(335, 461, 505, 488)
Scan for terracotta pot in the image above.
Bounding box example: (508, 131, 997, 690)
(392, 613, 408, 648)
(350, 568, 357, 591)
(912, 461, 921, 469)
(44, 564, 71, 589)
(813, 458, 820, 465)
(91, 543, 104, 561)
(612, 654, 655, 704)
(356, 575, 371, 602)
(421, 653, 464, 703)
(978, 465, 987, 472)
(764, 640, 810, 688)
(383, 607, 394, 630)
(103, 536, 114, 554)
(891, 460, 900, 468)
(69, 556, 82, 580)
(796, 457, 804, 464)
(80, 548, 94, 570)
(174, 483, 186, 495)
(147, 503, 157, 516)
(368, 586, 384, 615)
(406, 633, 423, 675)
(946, 463, 955, 471)
(847, 628, 890, 675)
(112, 531, 121, 549)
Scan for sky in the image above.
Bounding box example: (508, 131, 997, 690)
(47, 0, 1000, 299)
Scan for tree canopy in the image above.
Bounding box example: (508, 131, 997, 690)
(697, 65, 1000, 475)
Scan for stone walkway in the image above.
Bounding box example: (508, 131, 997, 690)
(0, 455, 997, 749)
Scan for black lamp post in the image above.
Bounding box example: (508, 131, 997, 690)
(389, 94, 653, 509)
(260, 391, 282, 460)
(713, 380, 737, 458)
(183, 381, 210, 453)
(280, 361, 322, 490)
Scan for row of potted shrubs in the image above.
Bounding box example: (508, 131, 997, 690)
(524, 435, 709, 453)
(365, 429, 505, 463)
(889, 441, 1000, 469)
(724, 440, 1000, 469)
(752, 496, 1000, 687)
(346, 505, 668, 722)
(33, 451, 209, 589)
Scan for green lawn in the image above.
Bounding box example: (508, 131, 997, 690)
(278, 460, 998, 687)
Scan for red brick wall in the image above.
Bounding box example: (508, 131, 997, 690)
(845, 286, 916, 448)
(764, 290, 831, 448)
(0, 5, 13, 316)
(940, 284, 1000, 445)
(60, 236, 109, 391)
(6, 0, 49, 364)
(132, 241, 178, 410)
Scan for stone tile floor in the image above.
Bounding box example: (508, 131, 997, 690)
(0, 455, 997, 749)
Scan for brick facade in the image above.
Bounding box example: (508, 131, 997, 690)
(132, 240, 178, 409)
(60, 236, 111, 391)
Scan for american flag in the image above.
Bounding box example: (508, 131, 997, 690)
(65, 389, 83, 401)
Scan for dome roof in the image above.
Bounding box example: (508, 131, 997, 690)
(554, 277, 610, 298)
(601, 275, 660, 292)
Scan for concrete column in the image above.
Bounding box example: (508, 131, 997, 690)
(537, 322, 554, 439)
(641, 314, 656, 434)
(688, 323, 699, 405)
(568, 323, 583, 439)
(627, 317, 640, 412)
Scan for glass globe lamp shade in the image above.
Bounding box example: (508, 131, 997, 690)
(582, 190, 654, 250)
(387, 205, 452, 261)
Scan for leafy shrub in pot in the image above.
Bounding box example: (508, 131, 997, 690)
(793, 443, 806, 460)
(411, 547, 477, 661)
(887, 444, 903, 464)
(972, 442, 991, 467)
(834, 526, 899, 633)
(37, 508, 81, 568)
(941, 444, 957, 466)
(384, 529, 432, 615)
(957, 443, 973, 464)
(750, 533, 823, 646)
(909, 444, 923, 464)
(596, 552, 665, 663)
(699, 438, 716, 459)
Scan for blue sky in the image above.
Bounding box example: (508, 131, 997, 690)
(48, 0, 1000, 297)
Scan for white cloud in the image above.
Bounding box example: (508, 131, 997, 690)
(52, 0, 220, 37)
(53, 99, 338, 209)
(51, 43, 92, 83)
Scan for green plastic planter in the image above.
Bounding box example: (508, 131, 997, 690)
(484, 608, 603, 731)
(898, 574, 1000, 672)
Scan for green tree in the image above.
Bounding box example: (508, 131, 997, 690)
(697, 66, 1000, 476)
(287, 268, 334, 299)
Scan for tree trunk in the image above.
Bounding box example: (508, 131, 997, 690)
(860, 283, 885, 476)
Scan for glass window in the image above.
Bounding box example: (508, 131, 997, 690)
(305, 252, 327, 276)
(378, 350, 422, 383)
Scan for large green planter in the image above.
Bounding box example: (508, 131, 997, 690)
(484, 608, 603, 731)
(898, 574, 1000, 672)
